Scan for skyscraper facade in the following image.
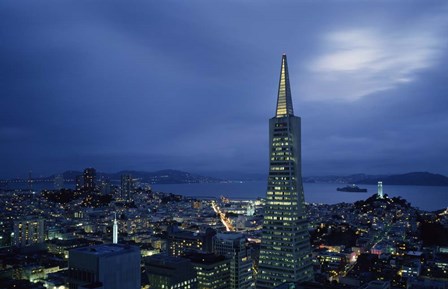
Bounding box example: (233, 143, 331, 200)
(213, 232, 253, 289)
(256, 55, 313, 289)
(120, 174, 134, 201)
(167, 225, 216, 257)
(184, 252, 231, 289)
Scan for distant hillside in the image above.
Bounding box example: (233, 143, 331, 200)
(5, 170, 447, 187)
(303, 174, 388, 184)
(107, 169, 222, 184)
(57, 169, 222, 184)
(303, 174, 380, 184)
(358, 172, 448, 186)
(192, 171, 448, 186)
(203, 171, 268, 181)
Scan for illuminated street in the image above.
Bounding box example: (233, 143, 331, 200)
(211, 201, 235, 231)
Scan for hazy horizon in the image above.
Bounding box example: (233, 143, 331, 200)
(2, 168, 446, 181)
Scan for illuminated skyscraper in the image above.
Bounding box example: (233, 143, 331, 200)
(184, 252, 231, 289)
(256, 54, 313, 289)
(213, 232, 253, 289)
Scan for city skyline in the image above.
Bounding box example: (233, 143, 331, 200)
(2, 1, 448, 178)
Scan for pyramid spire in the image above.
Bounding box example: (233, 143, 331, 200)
(275, 53, 294, 117)
(257, 55, 313, 289)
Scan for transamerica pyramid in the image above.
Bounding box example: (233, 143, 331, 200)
(256, 54, 313, 289)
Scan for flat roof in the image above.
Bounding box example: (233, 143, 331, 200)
(216, 232, 244, 240)
(71, 244, 138, 256)
(145, 254, 188, 264)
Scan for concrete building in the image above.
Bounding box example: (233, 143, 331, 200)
(213, 232, 253, 289)
(257, 54, 313, 288)
(68, 244, 140, 289)
(13, 218, 44, 247)
(167, 226, 215, 256)
(120, 174, 134, 201)
(82, 168, 96, 191)
(145, 254, 198, 289)
(184, 252, 231, 289)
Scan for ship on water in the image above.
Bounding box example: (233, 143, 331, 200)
(337, 184, 368, 192)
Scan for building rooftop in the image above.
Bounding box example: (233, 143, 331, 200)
(216, 232, 244, 240)
(183, 252, 226, 265)
(145, 253, 190, 265)
(71, 243, 138, 256)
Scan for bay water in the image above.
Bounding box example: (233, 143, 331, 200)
(152, 181, 448, 211)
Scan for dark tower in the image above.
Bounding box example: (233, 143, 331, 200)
(82, 168, 96, 191)
(121, 174, 134, 201)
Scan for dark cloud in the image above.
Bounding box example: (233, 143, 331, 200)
(1, 1, 447, 178)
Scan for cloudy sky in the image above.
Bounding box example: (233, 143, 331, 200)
(1, 1, 447, 178)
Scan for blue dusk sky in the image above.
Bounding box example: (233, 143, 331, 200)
(1, 1, 448, 178)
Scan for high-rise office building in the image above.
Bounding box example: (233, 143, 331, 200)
(13, 218, 44, 247)
(184, 252, 231, 289)
(213, 232, 253, 289)
(68, 244, 140, 289)
(120, 174, 134, 201)
(167, 225, 216, 256)
(82, 168, 96, 191)
(256, 54, 313, 289)
(145, 254, 198, 289)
